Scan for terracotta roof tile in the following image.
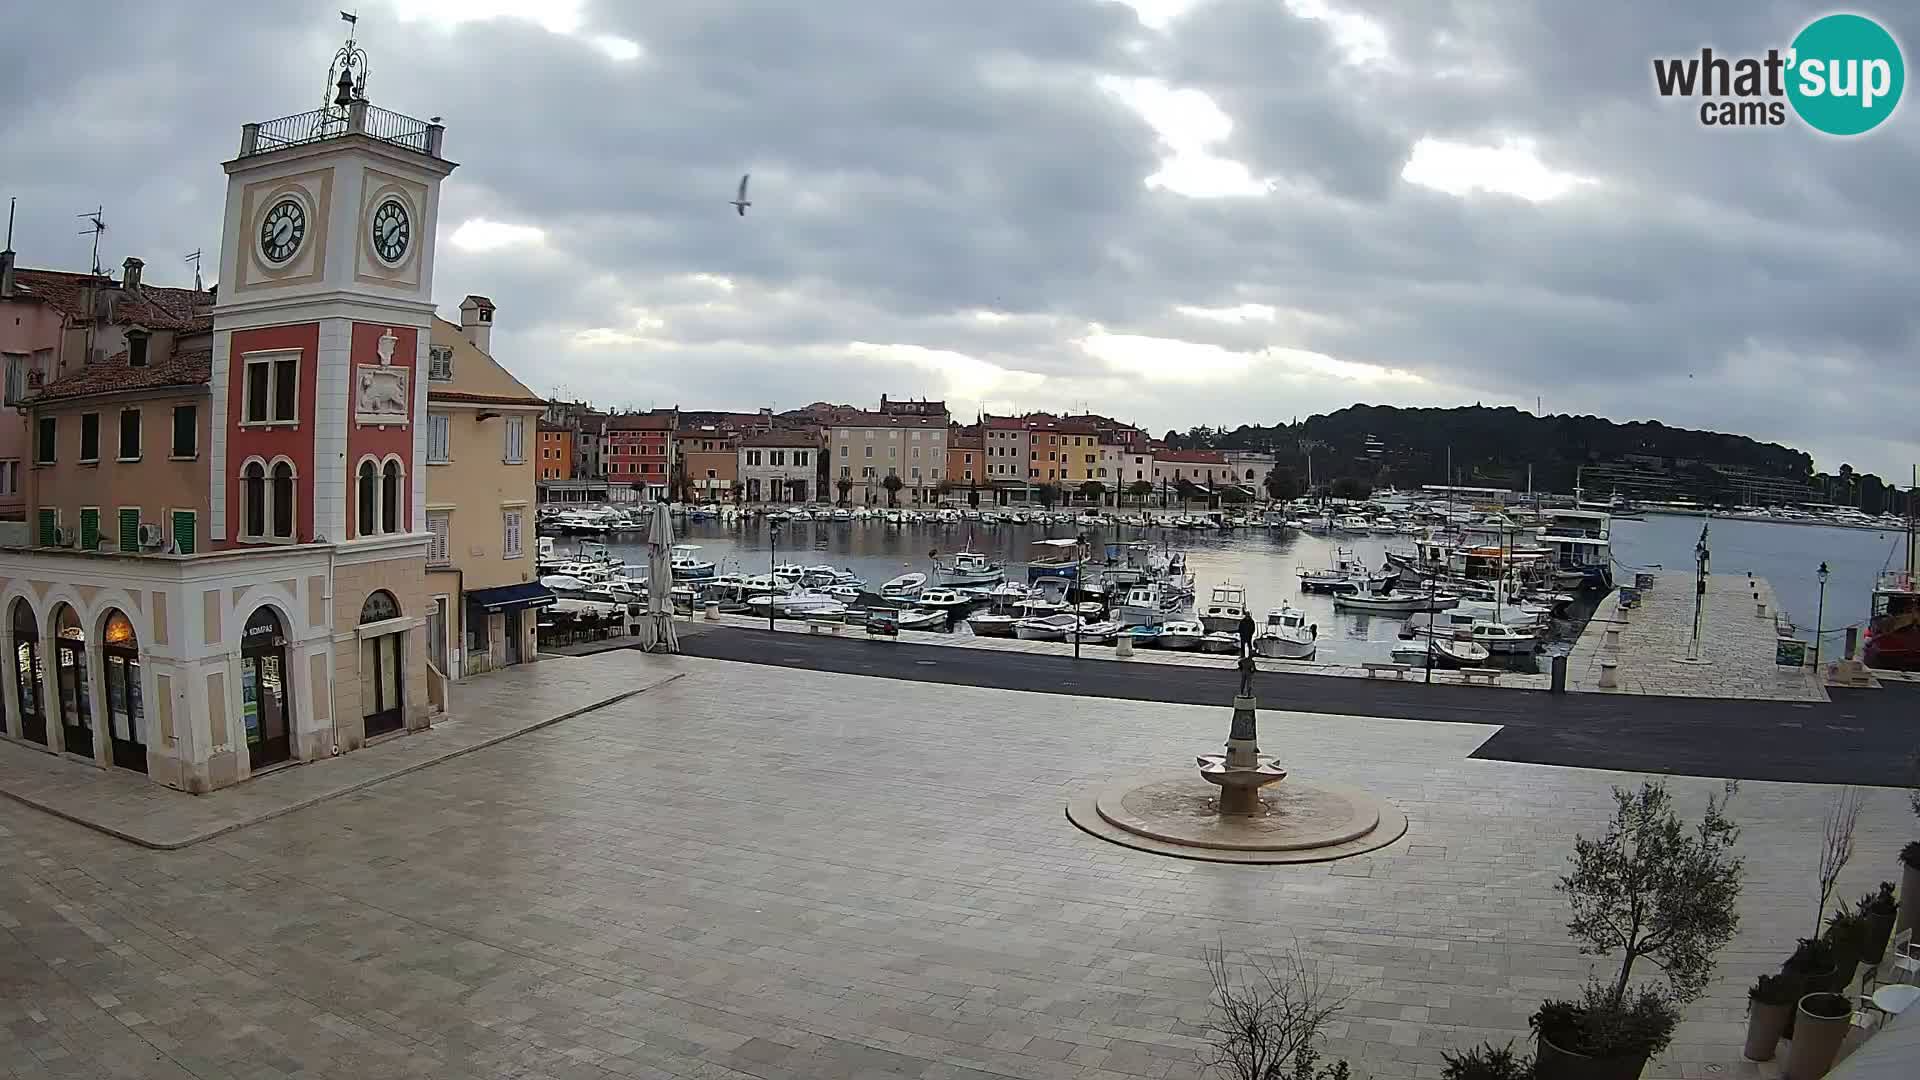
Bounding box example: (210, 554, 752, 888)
(10, 269, 211, 331)
(739, 429, 822, 448)
(33, 347, 211, 403)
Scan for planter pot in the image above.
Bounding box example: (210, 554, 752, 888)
(1899, 862, 1920, 938)
(1535, 1033, 1650, 1080)
(1743, 1000, 1792, 1061)
(1779, 967, 1827, 1039)
(1865, 907, 1896, 965)
(1785, 995, 1852, 1080)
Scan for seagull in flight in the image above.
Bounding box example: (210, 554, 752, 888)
(731, 173, 752, 216)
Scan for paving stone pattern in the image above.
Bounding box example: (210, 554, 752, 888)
(1566, 574, 1827, 701)
(0, 652, 1910, 1080)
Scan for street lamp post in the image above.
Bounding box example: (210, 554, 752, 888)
(768, 519, 781, 632)
(1813, 561, 1830, 668)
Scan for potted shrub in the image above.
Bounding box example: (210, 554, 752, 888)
(1742, 974, 1796, 1062)
(1859, 883, 1898, 965)
(1823, 907, 1869, 991)
(1532, 985, 1677, 1080)
(1442, 1041, 1534, 1080)
(1785, 992, 1854, 1080)
(1533, 782, 1743, 1080)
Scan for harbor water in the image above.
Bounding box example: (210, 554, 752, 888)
(559, 510, 1907, 668)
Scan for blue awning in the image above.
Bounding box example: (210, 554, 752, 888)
(466, 582, 557, 611)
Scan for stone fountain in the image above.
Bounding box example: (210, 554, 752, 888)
(1066, 622, 1407, 864)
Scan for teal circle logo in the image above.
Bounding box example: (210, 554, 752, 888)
(1787, 13, 1904, 135)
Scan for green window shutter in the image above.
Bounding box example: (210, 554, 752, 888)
(79, 508, 100, 551)
(170, 510, 196, 555)
(118, 508, 141, 552)
(36, 508, 56, 546)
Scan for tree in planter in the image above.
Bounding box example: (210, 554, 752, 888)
(1036, 482, 1060, 510)
(1080, 479, 1106, 507)
(1200, 943, 1351, 1080)
(1536, 781, 1743, 1071)
(1813, 786, 1863, 935)
(835, 476, 853, 506)
(1856, 882, 1898, 964)
(882, 473, 904, 507)
(1128, 479, 1154, 510)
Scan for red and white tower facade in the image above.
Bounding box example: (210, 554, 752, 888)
(207, 31, 455, 756)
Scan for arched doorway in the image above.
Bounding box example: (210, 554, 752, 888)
(52, 603, 93, 760)
(360, 590, 404, 738)
(241, 607, 292, 770)
(10, 599, 46, 746)
(101, 610, 146, 773)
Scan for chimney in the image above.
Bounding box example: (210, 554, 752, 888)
(0, 248, 14, 299)
(122, 257, 143, 291)
(459, 294, 495, 352)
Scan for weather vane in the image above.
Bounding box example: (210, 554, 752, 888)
(324, 11, 370, 114)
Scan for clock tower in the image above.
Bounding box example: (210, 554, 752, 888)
(210, 23, 455, 747)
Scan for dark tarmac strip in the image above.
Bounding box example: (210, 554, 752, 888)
(670, 627, 1918, 787)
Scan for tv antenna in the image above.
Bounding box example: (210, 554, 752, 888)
(184, 249, 203, 293)
(77, 207, 107, 277)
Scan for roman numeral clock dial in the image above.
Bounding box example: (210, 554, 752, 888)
(259, 198, 305, 264)
(372, 198, 411, 264)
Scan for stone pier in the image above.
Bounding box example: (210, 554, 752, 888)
(1565, 572, 1827, 701)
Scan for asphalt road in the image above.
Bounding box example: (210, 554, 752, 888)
(671, 628, 1918, 787)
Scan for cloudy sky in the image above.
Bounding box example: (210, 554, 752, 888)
(3, 1, 1916, 476)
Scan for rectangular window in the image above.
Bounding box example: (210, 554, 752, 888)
(128, 333, 149, 369)
(0, 460, 16, 496)
(2, 353, 24, 406)
(117, 507, 140, 552)
(746, 450, 760, 466)
(428, 345, 454, 381)
(243, 353, 301, 423)
(118, 409, 141, 461)
(80, 413, 100, 462)
(503, 416, 526, 463)
(428, 414, 451, 462)
(79, 507, 100, 551)
(864, 446, 872, 458)
(770, 451, 784, 467)
(795, 451, 808, 466)
(502, 510, 523, 558)
(34, 417, 54, 464)
(170, 509, 196, 554)
(840, 445, 848, 458)
(427, 511, 451, 565)
(171, 405, 197, 458)
(911, 467, 921, 480)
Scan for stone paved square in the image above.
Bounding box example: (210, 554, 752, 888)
(0, 651, 1910, 1079)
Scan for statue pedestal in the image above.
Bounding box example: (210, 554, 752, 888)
(1198, 694, 1285, 815)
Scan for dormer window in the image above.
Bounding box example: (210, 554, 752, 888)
(127, 330, 150, 369)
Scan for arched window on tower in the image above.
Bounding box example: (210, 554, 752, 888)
(381, 460, 403, 533)
(270, 461, 295, 539)
(357, 460, 377, 537)
(241, 461, 266, 539)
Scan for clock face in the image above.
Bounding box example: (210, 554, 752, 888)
(259, 198, 306, 264)
(371, 198, 411, 264)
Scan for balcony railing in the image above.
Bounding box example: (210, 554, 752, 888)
(240, 102, 443, 159)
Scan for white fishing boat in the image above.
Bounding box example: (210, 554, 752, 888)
(670, 544, 717, 580)
(1013, 612, 1079, 641)
(1413, 619, 1538, 653)
(895, 608, 949, 630)
(914, 587, 975, 611)
(1332, 590, 1459, 615)
(1157, 619, 1206, 650)
(1333, 514, 1373, 533)
(966, 611, 1019, 637)
(1252, 607, 1317, 660)
(1199, 631, 1242, 653)
(1066, 618, 1124, 645)
(984, 581, 1033, 609)
(1297, 548, 1394, 593)
(936, 546, 1005, 586)
(745, 592, 848, 619)
(879, 572, 928, 599)
(1199, 583, 1249, 633)
(1391, 636, 1492, 668)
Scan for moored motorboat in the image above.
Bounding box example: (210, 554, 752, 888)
(1157, 619, 1206, 650)
(1252, 606, 1317, 660)
(1199, 583, 1248, 633)
(1014, 612, 1079, 641)
(936, 546, 1005, 587)
(966, 611, 1019, 637)
(1199, 631, 1242, 654)
(1332, 590, 1459, 615)
(914, 587, 975, 611)
(1390, 636, 1491, 668)
(670, 544, 717, 580)
(879, 572, 928, 600)
(895, 607, 950, 630)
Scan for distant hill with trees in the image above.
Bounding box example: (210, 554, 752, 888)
(1161, 405, 1911, 514)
